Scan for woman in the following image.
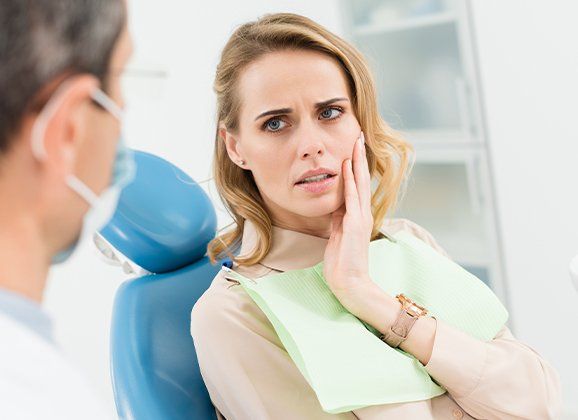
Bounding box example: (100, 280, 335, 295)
(191, 13, 561, 420)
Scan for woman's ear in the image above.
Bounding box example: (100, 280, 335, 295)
(219, 124, 247, 169)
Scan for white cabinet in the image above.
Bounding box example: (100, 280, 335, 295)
(340, 0, 509, 311)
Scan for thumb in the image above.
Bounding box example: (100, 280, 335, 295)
(331, 205, 345, 236)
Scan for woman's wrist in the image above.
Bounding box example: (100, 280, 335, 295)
(352, 281, 401, 335)
(399, 316, 437, 365)
(357, 282, 437, 365)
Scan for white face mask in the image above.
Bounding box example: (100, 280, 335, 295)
(30, 80, 135, 264)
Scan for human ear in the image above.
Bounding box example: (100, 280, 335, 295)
(220, 124, 247, 169)
(35, 75, 99, 177)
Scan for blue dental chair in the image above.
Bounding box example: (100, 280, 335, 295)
(98, 151, 227, 420)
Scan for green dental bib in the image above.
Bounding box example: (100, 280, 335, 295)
(222, 231, 508, 414)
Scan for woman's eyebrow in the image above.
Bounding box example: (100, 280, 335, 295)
(254, 97, 349, 121)
(255, 107, 292, 121)
(315, 97, 349, 108)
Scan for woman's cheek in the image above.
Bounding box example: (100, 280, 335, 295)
(255, 158, 287, 193)
(335, 135, 356, 161)
(329, 120, 360, 156)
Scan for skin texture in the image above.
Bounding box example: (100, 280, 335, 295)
(0, 7, 134, 302)
(223, 49, 436, 364)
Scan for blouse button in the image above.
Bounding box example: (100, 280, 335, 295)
(452, 408, 464, 419)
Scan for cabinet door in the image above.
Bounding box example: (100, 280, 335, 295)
(393, 148, 507, 302)
(341, 0, 509, 305)
(342, 0, 473, 141)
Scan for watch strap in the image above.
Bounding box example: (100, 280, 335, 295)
(380, 294, 427, 348)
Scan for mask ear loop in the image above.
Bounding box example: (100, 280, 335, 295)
(30, 80, 77, 160)
(66, 176, 99, 206)
(30, 81, 123, 207)
(90, 88, 123, 121)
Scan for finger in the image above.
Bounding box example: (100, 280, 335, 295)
(361, 132, 370, 182)
(332, 202, 346, 218)
(343, 158, 360, 215)
(352, 135, 364, 197)
(357, 132, 371, 213)
(330, 207, 344, 241)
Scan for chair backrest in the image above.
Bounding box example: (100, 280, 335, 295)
(99, 151, 223, 420)
(110, 260, 220, 420)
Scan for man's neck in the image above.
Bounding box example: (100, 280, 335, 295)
(0, 215, 49, 303)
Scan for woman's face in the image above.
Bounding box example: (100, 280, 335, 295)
(224, 49, 361, 233)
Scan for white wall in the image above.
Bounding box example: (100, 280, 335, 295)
(43, 0, 578, 417)
(471, 0, 578, 417)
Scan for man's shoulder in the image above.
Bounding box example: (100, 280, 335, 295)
(0, 313, 109, 419)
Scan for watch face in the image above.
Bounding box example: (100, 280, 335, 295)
(398, 294, 428, 316)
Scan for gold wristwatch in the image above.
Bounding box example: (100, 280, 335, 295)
(380, 294, 428, 348)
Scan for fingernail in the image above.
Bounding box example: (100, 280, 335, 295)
(361, 131, 365, 146)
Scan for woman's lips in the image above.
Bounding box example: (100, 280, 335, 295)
(295, 175, 337, 193)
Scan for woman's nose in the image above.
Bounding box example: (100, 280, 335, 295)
(297, 122, 328, 160)
(300, 142, 325, 160)
(301, 146, 323, 159)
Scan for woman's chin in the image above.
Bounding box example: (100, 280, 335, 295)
(295, 194, 343, 218)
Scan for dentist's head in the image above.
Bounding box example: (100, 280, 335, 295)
(0, 0, 133, 301)
(208, 13, 413, 266)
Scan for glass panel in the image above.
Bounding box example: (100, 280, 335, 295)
(344, 0, 468, 135)
(350, 0, 456, 27)
(356, 24, 462, 131)
(394, 160, 494, 287)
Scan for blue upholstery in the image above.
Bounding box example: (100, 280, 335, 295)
(101, 150, 224, 420)
(101, 152, 217, 274)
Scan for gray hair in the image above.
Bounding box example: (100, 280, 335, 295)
(0, 0, 125, 154)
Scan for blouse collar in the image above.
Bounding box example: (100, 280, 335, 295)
(238, 218, 329, 272)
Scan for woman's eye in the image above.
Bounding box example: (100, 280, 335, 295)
(319, 107, 343, 120)
(264, 118, 287, 132)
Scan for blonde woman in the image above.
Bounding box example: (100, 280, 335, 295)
(191, 13, 561, 420)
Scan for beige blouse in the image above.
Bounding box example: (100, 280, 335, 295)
(191, 218, 562, 419)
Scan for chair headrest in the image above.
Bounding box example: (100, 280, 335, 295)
(99, 150, 217, 274)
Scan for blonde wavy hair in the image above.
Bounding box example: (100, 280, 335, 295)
(207, 13, 414, 266)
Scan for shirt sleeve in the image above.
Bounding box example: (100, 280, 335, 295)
(388, 218, 563, 419)
(425, 320, 562, 419)
(190, 271, 356, 420)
